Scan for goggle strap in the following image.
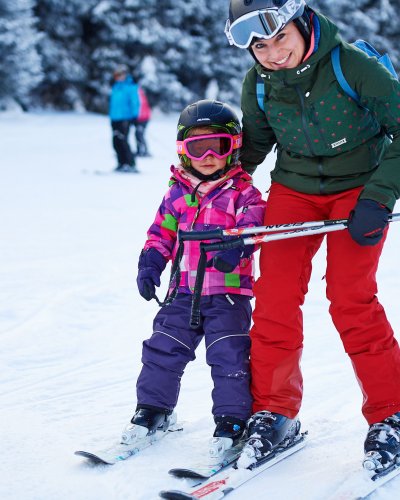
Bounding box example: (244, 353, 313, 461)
(225, 19, 235, 46)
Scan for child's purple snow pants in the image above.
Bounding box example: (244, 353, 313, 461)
(136, 293, 252, 420)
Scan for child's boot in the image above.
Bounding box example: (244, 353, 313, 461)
(208, 416, 246, 465)
(121, 406, 174, 444)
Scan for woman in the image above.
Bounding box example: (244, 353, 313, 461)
(225, 0, 400, 471)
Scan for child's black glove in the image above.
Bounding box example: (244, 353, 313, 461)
(137, 248, 167, 300)
(347, 199, 390, 246)
(208, 240, 255, 274)
(211, 247, 243, 273)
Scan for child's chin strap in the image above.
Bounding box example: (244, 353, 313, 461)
(187, 167, 225, 181)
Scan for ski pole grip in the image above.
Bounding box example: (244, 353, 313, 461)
(200, 238, 244, 252)
(178, 228, 223, 241)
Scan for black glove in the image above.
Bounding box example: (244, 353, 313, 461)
(137, 248, 167, 300)
(347, 199, 390, 246)
(208, 240, 255, 274)
(211, 247, 243, 273)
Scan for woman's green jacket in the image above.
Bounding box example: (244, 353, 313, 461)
(240, 11, 400, 210)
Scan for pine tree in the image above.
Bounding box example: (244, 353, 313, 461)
(1, 0, 398, 112)
(33, 0, 98, 110)
(85, 0, 159, 113)
(0, 0, 42, 110)
(85, 0, 254, 113)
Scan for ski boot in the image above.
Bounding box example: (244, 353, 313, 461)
(363, 411, 400, 472)
(237, 410, 301, 469)
(208, 416, 246, 465)
(121, 406, 175, 445)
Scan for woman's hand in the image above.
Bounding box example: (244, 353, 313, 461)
(348, 199, 390, 246)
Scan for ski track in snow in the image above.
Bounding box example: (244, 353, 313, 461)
(1, 111, 399, 500)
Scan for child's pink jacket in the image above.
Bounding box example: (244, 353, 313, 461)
(144, 165, 266, 296)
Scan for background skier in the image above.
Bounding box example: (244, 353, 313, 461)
(109, 64, 139, 173)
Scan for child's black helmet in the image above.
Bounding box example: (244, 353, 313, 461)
(177, 99, 242, 167)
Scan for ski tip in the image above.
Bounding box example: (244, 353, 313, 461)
(74, 450, 113, 465)
(168, 468, 209, 479)
(159, 491, 196, 500)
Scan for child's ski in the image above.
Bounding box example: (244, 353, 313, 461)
(159, 433, 306, 499)
(75, 423, 183, 465)
(168, 443, 244, 480)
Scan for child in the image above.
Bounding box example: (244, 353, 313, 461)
(123, 99, 266, 457)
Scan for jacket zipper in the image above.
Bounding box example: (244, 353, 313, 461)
(294, 85, 326, 193)
(294, 85, 316, 156)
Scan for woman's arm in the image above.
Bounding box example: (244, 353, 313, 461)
(341, 45, 400, 210)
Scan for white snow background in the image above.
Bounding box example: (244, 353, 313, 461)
(1, 111, 399, 500)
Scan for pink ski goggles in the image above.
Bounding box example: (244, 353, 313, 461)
(176, 133, 242, 161)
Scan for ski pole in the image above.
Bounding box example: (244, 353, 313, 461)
(178, 212, 400, 242)
(190, 223, 344, 328)
(195, 222, 347, 253)
(188, 215, 399, 327)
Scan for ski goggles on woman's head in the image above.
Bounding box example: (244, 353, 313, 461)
(225, 0, 305, 49)
(176, 133, 242, 161)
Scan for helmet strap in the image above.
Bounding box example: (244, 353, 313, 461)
(186, 167, 227, 181)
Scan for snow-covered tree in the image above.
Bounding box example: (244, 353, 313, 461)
(84, 0, 253, 113)
(0, 0, 42, 110)
(64, 0, 400, 112)
(33, 0, 98, 110)
(1, 0, 399, 112)
(84, 0, 160, 112)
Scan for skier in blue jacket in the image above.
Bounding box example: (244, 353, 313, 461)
(109, 64, 140, 173)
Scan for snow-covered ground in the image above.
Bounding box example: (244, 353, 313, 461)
(1, 111, 399, 499)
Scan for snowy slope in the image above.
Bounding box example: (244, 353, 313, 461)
(1, 111, 399, 500)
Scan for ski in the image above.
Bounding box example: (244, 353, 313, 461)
(362, 464, 400, 498)
(159, 433, 306, 499)
(330, 462, 400, 500)
(168, 443, 245, 480)
(81, 168, 139, 176)
(81, 169, 114, 176)
(75, 422, 183, 465)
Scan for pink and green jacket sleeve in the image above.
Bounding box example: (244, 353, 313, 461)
(143, 166, 266, 297)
